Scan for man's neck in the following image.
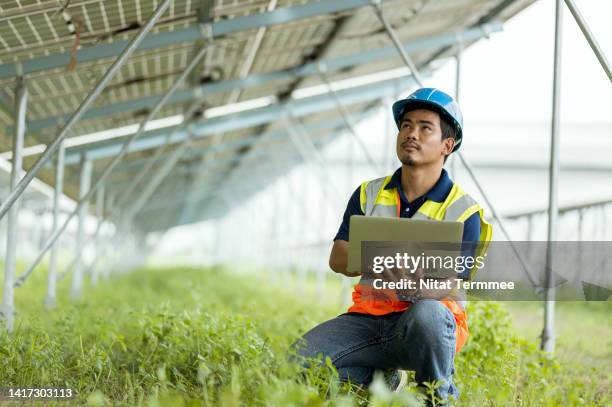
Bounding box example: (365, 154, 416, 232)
(400, 164, 443, 203)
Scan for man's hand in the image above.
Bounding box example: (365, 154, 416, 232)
(329, 240, 360, 277)
(380, 266, 423, 297)
(419, 276, 456, 300)
(377, 267, 458, 300)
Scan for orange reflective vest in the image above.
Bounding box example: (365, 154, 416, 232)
(347, 174, 493, 353)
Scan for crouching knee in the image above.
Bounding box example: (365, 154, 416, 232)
(288, 336, 327, 369)
(403, 299, 456, 340)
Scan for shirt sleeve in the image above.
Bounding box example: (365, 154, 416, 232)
(333, 185, 364, 242)
(462, 212, 481, 244)
(459, 212, 481, 279)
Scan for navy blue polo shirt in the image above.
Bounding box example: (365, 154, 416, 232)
(334, 167, 481, 248)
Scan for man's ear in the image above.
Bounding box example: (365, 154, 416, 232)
(442, 138, 455, 155)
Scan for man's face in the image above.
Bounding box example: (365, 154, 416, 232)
(395, 109, 454, 167)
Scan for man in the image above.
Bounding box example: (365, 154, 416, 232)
(291, 88, 493, 403)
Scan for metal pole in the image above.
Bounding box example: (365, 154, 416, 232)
(213, 218, 221, 266)
(371, 0, 424, 87)
(454, 39, 464, 103)
(541, 0, 563, 354)
(114, 107, 193, 209)
(0, 0, 172, 221)
(45, 140, 65, 308)
(101, 197, 118, 280)
(14, 39, 209, 284)
(104, 227, 124, 275)
(282, 168, 312, 295)
(317, 180, 327, 298)
(55, 212, 104, 282)
(270, 181, 281, 285)
(450, 39, 464, 178)
(114, 45, 212, 210)
(90, 185, 105, 285)
(71, 158, 92, 299)
(284, 177, 293, 288)
(564, 0, 612, 83)
(318, 65, 384, 174)
(125, 135, 196, 219)
(2, 76, 26, 332)
(384, 95, 397, 174)
(457, 153, 538, 286)
(284, 113, 343, 209)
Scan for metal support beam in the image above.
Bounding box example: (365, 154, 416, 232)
(224, 0, 278, 104)
(13, 34, 209, 285)
(139, 131, 341, 228)
(113, 127, 185, 209)
(455, 155, 538, 288)
(64, 74, 418, 164)
(0, 0, 173, 221)
(372, 0, 425, 87)
(383, 95, 397, 173)
(564, 0, 612, 82)
(454, 39, 464, 103)
(71, 158, 92, 298)
(290, 159, 612, 173)
(176, 115, 286, 225)
(137, 134, 335, 209)
(57, 209, 105, 283)
(449, 39, 464, 178)
(126, 135, 196, 219)
(541, 0, 563, 354)
(284, 111, 343, 209)
(506, 197, 612, 220)
(318, 65, 384, 174)
(101, 194, 117, 281)
(90, 115, 355, 189)
(108, 126, 303, 178)
(17, 23, 501, 134)
(44, 140, 65, 308)
(113, 45, 212, 209)
(90, 185, 105, 286)
(0, 0, 392, 79)
(146, 101, 382, 229)
(1, 77, 26, 333)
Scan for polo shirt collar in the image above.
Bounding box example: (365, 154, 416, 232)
(384, 167, 452, 203)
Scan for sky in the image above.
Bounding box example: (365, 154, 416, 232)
(421, 0, 612, 214)
(427, 0, 612, 124)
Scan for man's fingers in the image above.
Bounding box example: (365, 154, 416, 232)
(381, 266, 409, 282)
(380, 267, 395, 281)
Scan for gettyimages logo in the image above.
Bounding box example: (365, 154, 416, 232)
(358, 241, 611, 301)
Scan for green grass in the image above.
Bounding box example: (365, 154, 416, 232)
(504, 301, 611, 366)
(0, 266, 610, 406)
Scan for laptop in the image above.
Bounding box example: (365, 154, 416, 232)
(347, 215, 464, 276)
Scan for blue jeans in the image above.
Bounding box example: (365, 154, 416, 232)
(291, 299, 458, 402)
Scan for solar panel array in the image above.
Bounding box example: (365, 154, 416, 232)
(0, 0, 534, 232)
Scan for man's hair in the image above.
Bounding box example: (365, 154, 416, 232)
(439, 114, 456, 163)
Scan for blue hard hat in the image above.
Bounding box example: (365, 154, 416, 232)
(392, 88, 463, 152)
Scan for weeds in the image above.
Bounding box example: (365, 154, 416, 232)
(0, 266, 609, 406)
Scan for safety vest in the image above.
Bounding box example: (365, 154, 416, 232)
(348, 173, 493, 352)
